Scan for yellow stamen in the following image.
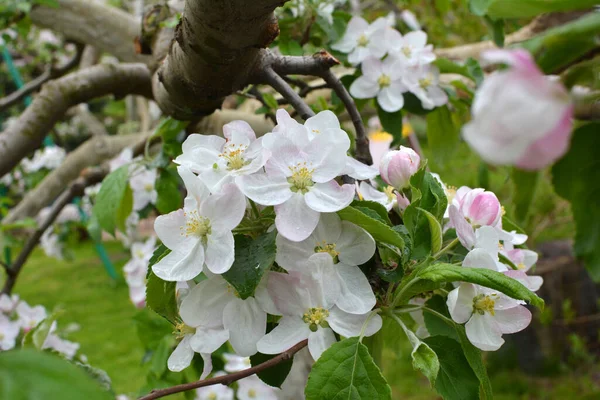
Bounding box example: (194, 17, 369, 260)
(383, 186, 395, 202)
(473, 294, 497, 316)
(181, 210, 211, 238)
(226, 284, 241, 298)
(402, 122, 413, 138)
(357, 34, 369, 47)
(288, 162, 314, 194)
(144, 183, 154, 192)
(314, 241, 340, 262)
(174, 322, 196, 339)
(248, 388, 257, 398)
(302, 307, 330, 331)
(378, 74, 391, 88)
(219, 144, 248, 170)
(368, 130, 393, 142)
(419, 76, 433, 89)
(517, 263, 527, 270)
(401, 46, 412, 58)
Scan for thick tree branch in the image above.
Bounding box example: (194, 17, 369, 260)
(30, 0, 149, 63)
(0, 43, 84, 112)
(138, 340, 308, 400)
(262, 68, 315, 120)
(0, 63, 152, 178)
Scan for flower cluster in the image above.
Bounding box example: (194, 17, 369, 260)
(123, 236, 156, 308)
(151, 111, 381, 378)
(21, 146, 66, 173)
(333, 16, 447, 112)
(0, 294, 80, 359)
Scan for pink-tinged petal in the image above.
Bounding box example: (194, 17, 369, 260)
(515, 107, 573, 170)
(168, 335, 194, 372)
(189, 327, 230, 354)
(329, 307, 382, 338)
(267, 272, 308, 316)
(377, 86, 405, 113)
(264, 136, 304, 176)
(462, 190, 501, 226)
(256, 317, 310, 354)
(447, 284, 475, 324)
(334, 265, 376, 314)
(223, 297, 266, 356)
(482, 49, 538, 75)
(179, 278, 230, 328)
(465, 312, 505, 351)
(368, 133, 393, 169)
(275, 193, 320, 241)
(350, 75, 379, 99)
(200, 183, 247, 234)
(305, 110, 341, 132)
(204, 232, 235, 274)
(305, 182, 355, 213)
(448, 205, 476, 249)
(223, 120, 256, 142)
(236, 171, 292, 206)
(308, 328, 337, 361)
(362, 57, 384, 79)
(493, 306, 532, 334)
(154, 210, 196, 253)
(358, 182, 392, 211)
(463, 248, 499, 271)
(343, 157, 378, 180)
(152, 243, 205, 282)
(503, 270, 543, 292)
(379, 147, 420, 189)
(337, 221, 376, 266)
(182, 134, 225, 154)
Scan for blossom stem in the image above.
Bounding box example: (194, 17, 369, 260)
(358, 309, 380, 342)
(420, 306, 455, 326)
(391, 276, 421, 309)
(138, 340, 308, 400)
(433, 238, 460, 259)
(249, 199, 261, 219)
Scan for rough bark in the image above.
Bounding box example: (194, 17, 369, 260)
(30, 0, 150, 63)
(0, 63, 152, 178)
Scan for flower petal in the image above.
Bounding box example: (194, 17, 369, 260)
(350, 76, 379, 99)
(256, 317, 310, 354)
(154, 210, 197, 253)
(448, 205, 475, 249)
(343, 157, 378, 180)
(190, 326, 230, 354)
(223, 298, 266, 356)
(167, 335, 194, 372)
(337, 221, 376, 266)
(151, 243, 205, 282)
(275, 233, 315, 271)
(494, 306, 532, 334)
(179, 278, 230, 328)
(237, 171, 292, 206)
(305, 182, 355, 213)
(275, 193, 320, 242)
(447, 284, 475, 324)
(377, 86, 405, 113)
(465, 312, 504, 351)
(204, 232, 235, 274)
(334, 265, 376, 314)
(308, 328, 337, 361)
(328, 307, 382, 338)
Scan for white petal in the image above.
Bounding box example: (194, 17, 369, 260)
(350, 76, 379, 99)
(182, 134, 225, 154)
(154, 210, 196, 253)
(204, 232, 235, 274)
(200, 353, 213, 380)
(179, 278, 230, 328)
(358, 182, 392, 211)
(237, 171, 292, 206)
(200, 184, 246, 235)
(337, 221, 376, 266)
(463, 248, 499, 271)
(334, 265, 376, 314)
(328, 307, 382, 338)
(308, 328, 337, 361)
(312, 212, 343, 244)
(404, 30, 427, 48)
(275, 233, 315, 271)
(223, 297, 266, 356)
(343, 157, 378, 180)
(447, 284, 475, 324)
(254, 274, 281, 315)
(275, 193, 320, 242)
(465, 313, 504, 351)
(167, 335, 194, 372)
(305, 182, 355, 213)
(305, 110, 340, 132)
(361, 57, 384, 79)
(266, 272, 308, 316)
(377, 86, 404, 113)
(178, 166, 210, 203)
(448, 205, 475, 249)
(256, 317, 310, 354)
(223, 120, 256, 141)
(493, 306, 532, 334)
(307, 253, 341, 309)
(152, 243, 205, 282)
(190, 326, 230, 354)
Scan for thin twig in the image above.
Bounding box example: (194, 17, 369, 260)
(0, 43, 84, 112)
(138, 340, 308, 400)
(319, 69, 371, 165)
(262, 67, 315, 120)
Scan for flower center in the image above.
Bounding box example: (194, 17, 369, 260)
(219, 144, 248, 170)
(288, 163, 314, 194)
(303, 307, 330, 332)
(208, 393, 218, 400)
(419, 76, 432, 89)
(182, 210, 211, 239)
(357, 34, 369, 47)
(174, 322, 196, 339)
(144, 183, 154, 192)
(384, 186, 395, 202)
(135, 249, 145, 259)
(314, 241, 339, 263)
(517, 263, 527, 270)
(378, 74, 391, 88)
(248, 389, 257, 398)
(473, 294, 497, 316)
(401, 46, 412, 57)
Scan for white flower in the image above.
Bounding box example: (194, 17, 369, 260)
(223, 353, 251, 372)
(129, 167, 158, 211)
(152, 167, 246, 281)
(0, 314, 20, 350)
(276, 213, 376, 314)
(447, 283, 532, 351)
(357, 181, 396, 211)
(177, 274, 270, 356)
(331, 16, 392, 65)
(195, 383, 234, 400)
(124, 236, 157, 307)
(462, 226, 508, 272)
(120, 212, 141, 249)
(109, 148, 133, 172)
(41, 229, 64, 260)
(175, 121, 269, 192)
(237, 375, 279, 400)
(0, 173, 13, 186)
(37, 204, 80, 225)
(167, 333, 216, 378)
(257, 271, 382, 360)
(388, 30, 435, 66)
(41, 322, 80, 359)
(21, 146, 66, 173)
(350, 56, 407, 112)
(400, 10, 421, 31)
(16, 301, 47, 332)
(238, 111, 354, 242)
(404, 65, 447, 110)
(0, 294, 19, 314)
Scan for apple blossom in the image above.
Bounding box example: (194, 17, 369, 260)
(447, 283, 532, 351)
(16, 301, 47, 331)
(462, 49, 573, 170)
(331, 16, 392, 65)
(152, 167, 246, 281)
(21, 146, 66, 173)
(223, 353, 251, 372)
(41, 322, 80, 359)
(109, 148, 133, 172)
(275, 213, 376, 313)
(124, 236, 156, 307)
(357, 181, 396, 211)
(237, 114, 354, 242)
(0, 294, 19, 313)
(350, 56, 407, 112)
(400, 10, 421, 31)
(448, 188, 502, 249)
(174, 121, 269, 192)
(257, 271, 382, 360)
(379, 146, 421, 189)
(129, 167, 158, 211)
(404, 65, 448, 110)
(40, 229, 64, 260)
(0, 314, 20, 350)
(237, 375, 279, 400)
(167, 332, 215, 378)
(195, 382, 234, 400)
(388, 30, 435, 66)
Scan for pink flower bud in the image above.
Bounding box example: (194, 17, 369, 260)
(396, 192, 410, 213)
(459, 188, 502, 227)
(379, 146, 420, 189)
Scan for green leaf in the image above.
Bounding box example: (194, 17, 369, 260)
(376, 104, 403, 145)
(262, 93, 279, 110)
(417, 263, 544, 308)
(222, 230, 277, 300)
(305, 337, 392, 400)
(511, 168, 540, 226)
(250, 352, 293, 388)
(552, 123, 600, 280)
(150, 335, 175, 377)
(454, 325, 494, 399)
(156, 168, 182, 214)
(519, 13, 600, 74)
(465, 58, 484, 87)
(435, 0, 450, 13)
(484, 15, 505, 47)
(154, 117, 188, 142)
(22, 311, 62, 350)
(416, 208, 443, 254)
(0, 349, 112, 400)
(401, 321, 440, 386)
(278, 39, 304, 56)
(426, 105, 459, 167)
(146, 245, 179, 324)
(487, 0, 597, 19)
(469, 0, 494, 16)
(424, 295, 458, 340)
(351, 200, 392, 226)
(561, 56, 600, 89)
(424, 336, 480, 400)
(338, 206, 404, 249)
(92, 165, 132, 236)
(433, 58, 478, 84)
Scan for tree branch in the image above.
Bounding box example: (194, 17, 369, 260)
(261, 67, 315, 120)
(0, 42, 84, 112)
(0, 63, 152, 178)
(138, 340, 308, 400)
